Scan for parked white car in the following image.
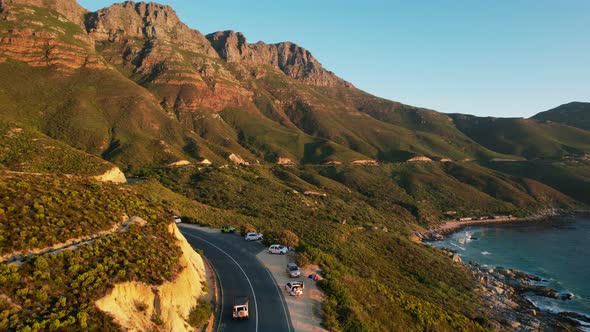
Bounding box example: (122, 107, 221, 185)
(244, 232, 263, 241)
(268, 244, 288, 255)
(286, 263, 301, 278)
(285, 281, 304, 296)
(173, 216, 182, 224)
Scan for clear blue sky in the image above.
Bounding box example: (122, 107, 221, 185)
(79, 0, 590, 118)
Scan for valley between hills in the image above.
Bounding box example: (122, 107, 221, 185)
(0, 0, 589, 331)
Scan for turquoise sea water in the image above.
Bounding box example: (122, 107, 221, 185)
(431, 217, 590, 317)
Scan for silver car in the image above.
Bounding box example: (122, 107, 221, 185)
(286, 263, 301, 278)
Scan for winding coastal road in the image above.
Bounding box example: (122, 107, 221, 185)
(179, 224, 293, 332)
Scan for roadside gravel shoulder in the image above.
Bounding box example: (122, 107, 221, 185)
(257, 251, 327, 332)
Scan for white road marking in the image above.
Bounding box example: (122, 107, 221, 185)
(184, 232, 259, 332)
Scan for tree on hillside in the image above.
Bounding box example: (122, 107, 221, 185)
(276, 230, 300, 248)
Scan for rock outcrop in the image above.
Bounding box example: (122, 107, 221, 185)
(228, 153, 248, 165)
(93, 166, 127, 183)
(277, 157, 296, 165)
(407, 155, 433, 162)
(351, 159, 378, 165)
(0, 0, 87, 28)
(86, 1, 253, 114)
(86, 1, 216, 56)
(0, 0, 106, 70)
(96, 224, 208, 332)
(207, 30, 351, 87)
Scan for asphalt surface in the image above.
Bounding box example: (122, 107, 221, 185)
(179, 225, 294, 332)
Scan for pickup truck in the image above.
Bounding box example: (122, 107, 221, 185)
(233, 296, 249, 319)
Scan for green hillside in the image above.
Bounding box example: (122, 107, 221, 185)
(532, 102, 590, 131)
(485, 159, 590, 205)
(0, 1, 588, 331)
(0, 121, 112, 176)
(0, 173, 183, 330)
(450, 114, 590, 159)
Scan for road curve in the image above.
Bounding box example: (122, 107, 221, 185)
(179, 225, 293, 332)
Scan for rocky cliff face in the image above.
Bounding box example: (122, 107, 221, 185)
(0, 0, 87, 28)
(96, 224, 209, 332)
(86, 1, 216, 56)
(86, 1, 253, 115)
(0, 0, 106, 70)
(207, 30, 350, 87)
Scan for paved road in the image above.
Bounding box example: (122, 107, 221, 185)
(179, 225, 293, 332)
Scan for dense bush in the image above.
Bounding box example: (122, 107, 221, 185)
(0, 174, 182, 331)
(0, 174, 153, 255)
(188, 301, 211, 328)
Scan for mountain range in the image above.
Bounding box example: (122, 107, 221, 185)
(0, 0, 589, 330)
(1, 0, 588, 170)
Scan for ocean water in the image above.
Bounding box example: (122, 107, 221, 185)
(430, 217, 590, 316)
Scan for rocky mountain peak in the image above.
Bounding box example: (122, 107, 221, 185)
(207, 30, 351, 87)
(86, 1, 217, 57)
(0, 0, 87, 27)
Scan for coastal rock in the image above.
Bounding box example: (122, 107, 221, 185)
(559, 312, 590, 324)
(509, 321, 521, 329)
(452, 254, 462, 263)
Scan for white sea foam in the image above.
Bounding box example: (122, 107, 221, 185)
(450, 242, 465, 251)
(481, 251, 491, 255)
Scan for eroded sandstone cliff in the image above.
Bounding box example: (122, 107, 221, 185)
(96, 223, 209, 332)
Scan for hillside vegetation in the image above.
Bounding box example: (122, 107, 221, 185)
(0, 0, 588, 331)
(133, 161, 581, 330)
(450, 114, 590, 159)
(0, 121, 112, 176)
(532, 102, 590, 131)
(0, 173, 184, 331)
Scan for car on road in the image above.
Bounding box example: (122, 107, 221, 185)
(285, 281, 304, 296)
(268, 244, 288, 254)
(221, 225, 236, 233)
(173, 215, 182, 224)
(245, 232, 263, 241)
(286, 262, 301, 278)
(233, 296, 249, 319)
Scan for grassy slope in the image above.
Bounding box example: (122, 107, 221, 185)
(484, 159, 590, 205)
(0, 121, 113, 176)
(450, 114, 590, 159)
(319, 86, 514, 160)
(532, 102, 590, 131)
(220, 108, 368, 163)
(0, 61, 214, 170)
(252, 70, 509, 162)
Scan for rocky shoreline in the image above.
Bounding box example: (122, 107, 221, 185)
(429, 211, 590, 331)
(467, 261, 590, 331)
(416, 209, 590, 242)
